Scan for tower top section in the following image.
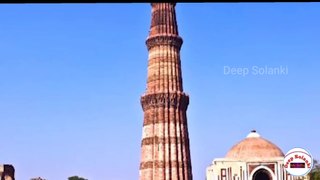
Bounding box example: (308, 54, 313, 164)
(144, 3, 185, 93)
(148, 3, 180, 37)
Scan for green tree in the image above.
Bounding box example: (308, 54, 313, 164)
(68, 176, 88, 180)
(310, 159, 320, 180)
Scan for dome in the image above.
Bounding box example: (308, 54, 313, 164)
(225, 130, 284, 161)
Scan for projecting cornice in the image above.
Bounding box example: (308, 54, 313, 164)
(146, 35, 183, 50)
(140, 92, 189, 111)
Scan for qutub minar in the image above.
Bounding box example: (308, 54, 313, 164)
(139, 3, 193, 180)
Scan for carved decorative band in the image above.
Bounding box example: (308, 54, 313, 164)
(140, 92, 189, 111)
(140, 160, 189, 170)
(143, 115, 186, 126)
(146, 35, 183, 50)
(141, 136, 184, 146)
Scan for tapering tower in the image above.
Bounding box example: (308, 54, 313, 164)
(139, 3, 193, 180)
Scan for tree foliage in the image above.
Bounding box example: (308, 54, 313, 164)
(68, 176, 88, 180)
(310, 159, 320, 180)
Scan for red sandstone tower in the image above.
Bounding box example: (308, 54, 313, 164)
(139, 3, 193, 180)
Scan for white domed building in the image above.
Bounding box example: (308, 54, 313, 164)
(206, 130, 302, 180)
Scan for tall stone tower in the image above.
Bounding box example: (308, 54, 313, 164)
(139, 3, 193, 180)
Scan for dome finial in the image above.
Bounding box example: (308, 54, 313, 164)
(247, 130, 260, 138)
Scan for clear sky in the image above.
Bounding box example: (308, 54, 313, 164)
(0, 3, 319, 180)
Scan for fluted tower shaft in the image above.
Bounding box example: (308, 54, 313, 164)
(139, 3, 193, 180)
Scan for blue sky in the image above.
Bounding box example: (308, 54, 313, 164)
(0, 3, 319, 180)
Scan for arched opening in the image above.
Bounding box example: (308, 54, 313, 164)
(252, 168, 272, 180)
